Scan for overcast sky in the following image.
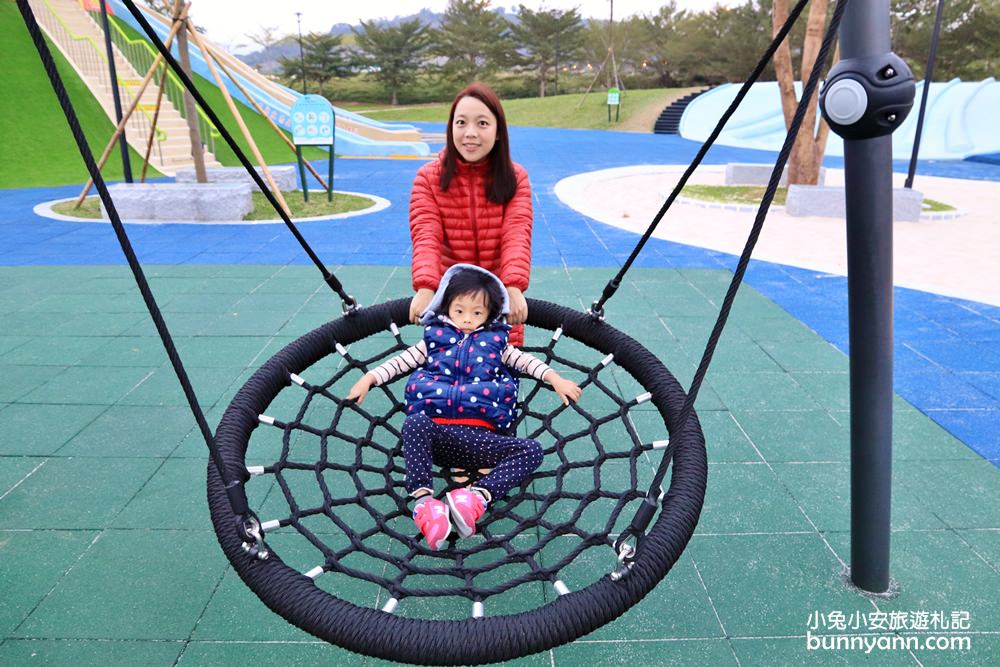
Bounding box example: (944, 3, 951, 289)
(187, 1, 734, 52)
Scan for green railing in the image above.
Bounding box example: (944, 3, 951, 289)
(88, 8, 220, 155)
(30, 0, 166, 161)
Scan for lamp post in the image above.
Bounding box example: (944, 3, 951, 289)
(295, 12, 307, 94)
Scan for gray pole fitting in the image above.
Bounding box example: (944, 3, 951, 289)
(819, 53, 916, 140)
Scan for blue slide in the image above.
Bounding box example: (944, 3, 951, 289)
(679, 79, 1000, 161)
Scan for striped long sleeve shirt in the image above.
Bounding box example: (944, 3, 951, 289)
(368, 339, 552, 387)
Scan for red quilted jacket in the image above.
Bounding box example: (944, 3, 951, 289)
(409, 154, 533, 295)
(409, 154, 533, 346)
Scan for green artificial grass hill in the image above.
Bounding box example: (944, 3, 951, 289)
(359, 87, 693, 132)
(0, 2, 322, 190)
(0, 0, 161, 189)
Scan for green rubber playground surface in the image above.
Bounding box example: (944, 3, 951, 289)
(1, 264, 998, 665)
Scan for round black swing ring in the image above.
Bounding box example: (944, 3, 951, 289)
(208, 298, 707, 665)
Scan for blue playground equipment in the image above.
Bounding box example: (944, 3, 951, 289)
(105, 0, 430, 158)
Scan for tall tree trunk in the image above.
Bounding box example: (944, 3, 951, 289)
(772, 0, 834, 185)
(772, 0, 797, 129)
(176, 22, 207, 182)
(539, 64, 548, 98)
(391, 89, 398, 106)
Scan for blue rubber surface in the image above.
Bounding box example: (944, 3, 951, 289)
(1, 127, 998, 463)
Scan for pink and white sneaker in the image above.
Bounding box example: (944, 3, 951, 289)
(446, 488, 487, 538)
(413, 497, 451, 551)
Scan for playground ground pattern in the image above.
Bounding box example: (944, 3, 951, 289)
(1, 126, 1000, 665)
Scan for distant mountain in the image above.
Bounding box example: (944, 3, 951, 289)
(235, 7, 520, 74)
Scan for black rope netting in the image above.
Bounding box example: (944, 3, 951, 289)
(18, 0, 850, 658)
(210, 299, 707, 664)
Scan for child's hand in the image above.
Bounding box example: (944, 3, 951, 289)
(347, 373, 375, 404)
(547, 371, 582, 406)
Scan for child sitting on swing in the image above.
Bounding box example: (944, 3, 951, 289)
(348, 264, 582, 550)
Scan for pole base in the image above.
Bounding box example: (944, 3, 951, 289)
(840, 565, 901, 600)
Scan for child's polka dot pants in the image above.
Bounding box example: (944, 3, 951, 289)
(401, 413, 543, 499)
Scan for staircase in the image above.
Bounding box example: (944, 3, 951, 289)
(27, 0, 220, 175)
(653, 88, 709, 135)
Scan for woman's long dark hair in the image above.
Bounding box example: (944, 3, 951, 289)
(440, 82, 517, 204)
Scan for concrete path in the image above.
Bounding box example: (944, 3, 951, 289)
(556, 165, 1000, 306)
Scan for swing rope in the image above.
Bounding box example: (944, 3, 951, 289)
(118, 0, 356, 311)
(18, 0, 845, 657)
(14, 0, 255, 525)
(607, 0, 851, 554)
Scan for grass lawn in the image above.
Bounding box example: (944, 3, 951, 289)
(50, 190, 374, 220)
(356, 87, 696, 132)
(682, 184, 955, 212)
(1, 2, 163, 189)
(683, 185, 789, 206)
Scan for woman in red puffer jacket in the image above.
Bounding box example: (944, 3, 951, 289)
(408, 82, 533, 346)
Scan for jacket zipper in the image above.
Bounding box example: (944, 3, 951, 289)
(449, 328, 469, 418)
(469, 177, 481, 265)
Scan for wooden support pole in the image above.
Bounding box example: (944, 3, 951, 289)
(176, 10, 207, 183)
(74, 7, 188, 206)
(196, 34, 330, 192)
(577, 50, 610, 109)
(141, 61, 167, 182)
(185, 21, 290, 216)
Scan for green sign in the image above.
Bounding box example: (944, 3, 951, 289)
(607, 87, 621, 106)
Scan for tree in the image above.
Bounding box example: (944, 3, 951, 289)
(434, 0, 515, 82)
(632, 2, 763, 86)
(633, 3, 689, 87)
(772, 0, 834, 185)
(511, 5, 584, 97)
(352, 19, 431, 105)
(892, 0, 1000, 80)
(244, 25, 282, 52)
(280, 32, 348, 96)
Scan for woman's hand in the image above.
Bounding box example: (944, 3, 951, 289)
(507, 286, 528, 325)
(346, 373, 376, 404)
(546, 371, 583, 406)
(409, 288, 435, 324)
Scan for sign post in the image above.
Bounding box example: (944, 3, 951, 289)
(290, 95, 336, 203)
(607, 87, 621, 123)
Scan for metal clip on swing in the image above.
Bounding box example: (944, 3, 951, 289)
(610, 537, 636, 581)
(589, 277, 623, 322)
(342, 294, 359, 316)
(610, 493, 660, 580)
(240, 516, 270, 561)
(225, 478, 269, 560)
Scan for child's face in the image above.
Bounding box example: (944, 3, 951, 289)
(448, 290, 490, 333)
(452, 96, 497, 164)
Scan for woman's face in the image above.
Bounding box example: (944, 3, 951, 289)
(452, 96, 498, 164)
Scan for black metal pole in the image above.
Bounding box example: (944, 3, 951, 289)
(99, 0, 132, 182)
(904, 0, 945, 189)
(296, 12, 307, 95)
(841, 0, 895, 594)
(328, 109, 336, 202)
(296, 145, 308, 203)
